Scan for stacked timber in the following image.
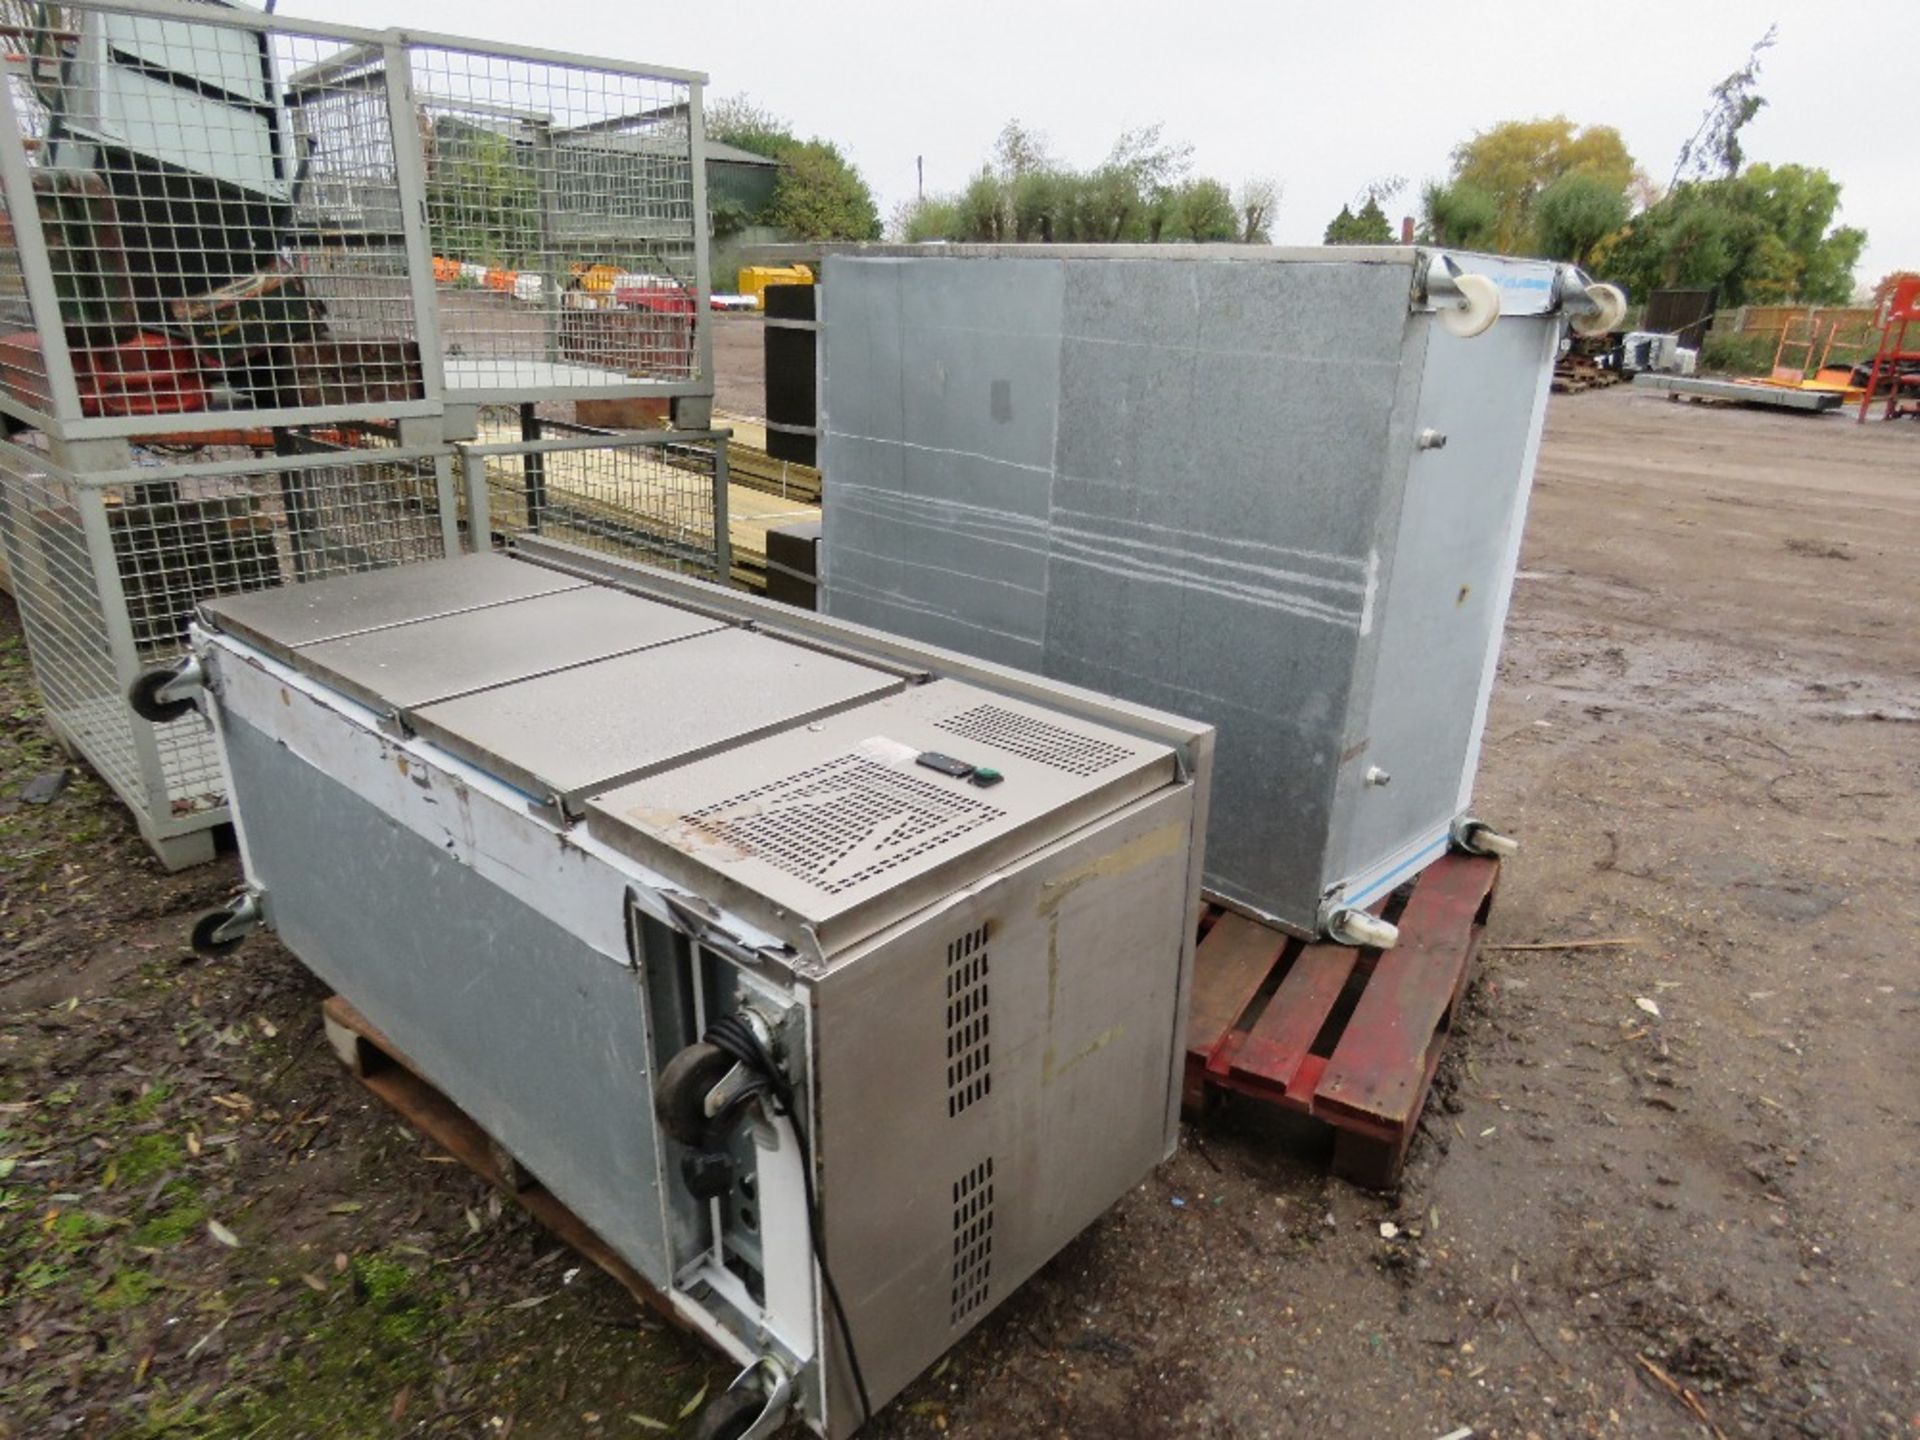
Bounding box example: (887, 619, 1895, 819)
(711, 411, 821, 505)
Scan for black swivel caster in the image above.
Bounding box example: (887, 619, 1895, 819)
(190, 891, 264, 957)
(129, 665, 197, 724)
(689, 1359, 794, 1440)
(687, 1387, 765, 1440)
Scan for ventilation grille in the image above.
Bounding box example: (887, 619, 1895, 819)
(680, 754, 1006, 896)
(933, 703, 1135, 777)
(946, 924, 991, 1118)
(951, 1158, 994, 1325)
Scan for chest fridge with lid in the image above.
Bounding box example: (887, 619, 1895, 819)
(177, 541, 1212, 1438)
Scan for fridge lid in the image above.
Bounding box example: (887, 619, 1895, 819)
(585, 679, 1179, 955)
(200, 553, 586, 657)
(406, 626, 905, 809)
(286, 586, 726, 715)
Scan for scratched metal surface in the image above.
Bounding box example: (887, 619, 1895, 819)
(817, 250, 1556, 934)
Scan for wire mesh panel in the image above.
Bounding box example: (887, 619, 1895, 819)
(0, 435, 455, 862)
(0, 436, 142, 805)
(0, 3, 431, 433)
(0, 2, 711, 437)
(406, 47, 704, 398)
(467, 429, 729, 583)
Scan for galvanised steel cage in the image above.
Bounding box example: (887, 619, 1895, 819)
(0, 429, 460, 864)
(0, 0, 723, 866)
(0, 0, 716, 438)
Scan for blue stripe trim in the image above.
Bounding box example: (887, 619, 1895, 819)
(1343, 833, 1450, 907)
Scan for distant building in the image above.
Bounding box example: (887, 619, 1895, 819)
(706, 140, 781, 217)
(705, 141, 785, 294)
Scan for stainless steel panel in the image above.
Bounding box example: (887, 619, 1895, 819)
(587, 679, 1176, 953)
(290, 586, 725, 714)
(818, 249, 1558, 934)
(1329, 314, 1557, 888)
(202, 552, 586, 660)
(215, 710, 679, 1284)
(409, 626, 903, 806)
(809, 785, 1195, 1422)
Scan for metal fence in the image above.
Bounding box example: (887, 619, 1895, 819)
(463, 429, 731, 585)
(0, 0, 712, 441)
(0, 434, 458, 865)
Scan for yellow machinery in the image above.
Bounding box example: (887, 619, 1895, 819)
(737, 263, 813, 310)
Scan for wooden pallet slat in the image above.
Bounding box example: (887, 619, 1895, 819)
(1227, 943, 1358, 1103)
(1314, 858, 1495, 1128)
(1185, 912, 1288, 1066)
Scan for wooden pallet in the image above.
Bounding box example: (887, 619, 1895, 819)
(1552, 359, 1624, 395)
(319, 995, 688, 1333)
(1183, 854, 1499, 1188)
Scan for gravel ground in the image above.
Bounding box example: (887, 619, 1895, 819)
(1, 384, 1915, 1438)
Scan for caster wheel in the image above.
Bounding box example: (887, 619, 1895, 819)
(190, 908, 246, 958)
(688, 1387, 762, 1440)
(1572, 282, 1628, 337)
(655, 1042, 734, 1147)
(1439, 272, 1501, 339)
(129, 667, 194, 725)
(1455, 822, 1519, 859)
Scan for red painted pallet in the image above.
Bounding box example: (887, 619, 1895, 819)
(1183, 854, 1499, 1188)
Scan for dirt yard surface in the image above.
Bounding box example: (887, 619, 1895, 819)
(2, 385, 1916, 1439)
(710, 312, 768, 418)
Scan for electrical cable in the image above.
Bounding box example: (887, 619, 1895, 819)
(705, 1013, 873, 1427)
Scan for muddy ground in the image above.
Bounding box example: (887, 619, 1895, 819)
(2, 382, 1916, 1439)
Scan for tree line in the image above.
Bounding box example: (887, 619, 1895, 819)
(895, 122, 1278, 246)
(712, 27, 1873, 305)
(1386, 29, 1866, 306)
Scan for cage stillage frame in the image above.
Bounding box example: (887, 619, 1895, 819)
(0, 0, 716, 443)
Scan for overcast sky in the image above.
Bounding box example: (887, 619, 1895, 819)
(283, 0, 1916, 293)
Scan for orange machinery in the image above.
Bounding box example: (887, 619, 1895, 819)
(1858, 275, 1920, 422)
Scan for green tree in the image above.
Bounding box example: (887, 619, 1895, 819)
(1324, 198, 1392, 245)
(1738, 163, 1864, 303)
(765, 141, 881, 240)
(1533, 171, 1630, 266)
(703, 95, 881, 241)
(1597, 166, 1864, 306)
(897, 121, 1256, 246)
(1237, 177, 1279, 244)
(893, 195, 960, 242)
(704, 95, 793, 162)
(1419, 180, 1499, 250)
(1165, 178, 1238, 242)
(1448, 116, 1636, 253)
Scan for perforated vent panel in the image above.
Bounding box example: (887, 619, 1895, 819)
(951, 1157, 994, 1325)
(933, 703, 1135, 777)
(945, 924, 990, 1118)
(679, 754, 1007, 896)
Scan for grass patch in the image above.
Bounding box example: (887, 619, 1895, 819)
(115, 1132, 185, 1188)
(47, 1207, 115, 1250)
(186, 1250, 460, 1437)
(92, 1266, 161, 1312)
(129, 1188, 207, 1249)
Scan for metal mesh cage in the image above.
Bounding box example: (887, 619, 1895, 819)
(466, 426, 730, 584)
(0, 434, 456, 862)
(406, 46, 702, 396)
(0, 6, 425, 428)
(0, 1, 710, 437)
